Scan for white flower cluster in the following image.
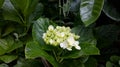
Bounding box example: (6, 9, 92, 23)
(42, 25, 81, 51)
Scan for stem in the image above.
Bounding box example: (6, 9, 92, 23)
(53, 50, 59, 62)
(41, 58, 51, 67)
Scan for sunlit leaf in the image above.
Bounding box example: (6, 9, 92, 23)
(80, 0, 104, 26)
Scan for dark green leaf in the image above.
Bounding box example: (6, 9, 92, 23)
(6, 40, 23, 53)
(72, 25, 96, 45)
(25, 41, 59, 67)
(0, 55, 17, 63)
(95, 24, 120, 48)
(62, 59, 85, 67)
(2, 0, 21, 23)
(0, 39, 7, 55)
(14, 58, 44, 67)
(106, 61, 113, 67)
(85, 57, 97, 67)
(0, 63, 9, 67)
(0, 0, 4, 8)
(30, 3, 44, 20)
(110, 55, 120, 63)
(103, 0, 120, 21)
(0, 36, 23, 55)
(10, 0, 38, 18)
(61, 43, 100, 59)
(80, 0, 104, 26)
(2, 25, 15, 37)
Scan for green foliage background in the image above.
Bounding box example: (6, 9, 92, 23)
(0, 0, 120, 67)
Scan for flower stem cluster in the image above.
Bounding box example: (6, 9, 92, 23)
(42, 25, 81, 51)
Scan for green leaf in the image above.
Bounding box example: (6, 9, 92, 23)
(0, 0, 4, 8)
(80, 0, 104, 26)
(85, 57, 97, 67)
(0, 39, 7, 55)
(103, 0, 120, 21)
(110, 55, 120, 63)
(6, 40, 23, 53)
(62, 59, 85, 67)
(106, 61, 113, 67)
(30, 3, 44, 20)
(2, 0, 21, 23)
(0, 55, 17, 63)
(10, 0, 38, 18)
(14, 58, 44, 67)
(95, 24, 120, 48)
(61, 43, 100, 59)
(72, 25, 96, 45)
(2, 25, 15, 37)
(25, 41, 59, 67)
(0, 36, 23, 55)
(0, 63, 9, 67)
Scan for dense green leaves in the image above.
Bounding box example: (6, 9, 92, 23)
(0, 0, 4, 8)
(25, 41, 59, 67)
(0, 36, 23, 55)
(80, 0, 104, 26)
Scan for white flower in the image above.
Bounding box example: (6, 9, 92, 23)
(48, 25, 54, 30)
(60, 36, 81, 51)
(42, 33, 46, 38)
(74, 41, 81, 50)
(49, 39, 54, 44)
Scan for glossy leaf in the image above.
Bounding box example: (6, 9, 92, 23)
(0, 0, 4, 8)
(25, 41, 59, 67)
(103, 0, 120, 21)
(0, 55, 17, 63)
(80, 0, 104, 26)
(30, 3, 44, 20)
(2, 0, 21, 23)
(10, 0, 38, 18)
(32, 18, 49, 45)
